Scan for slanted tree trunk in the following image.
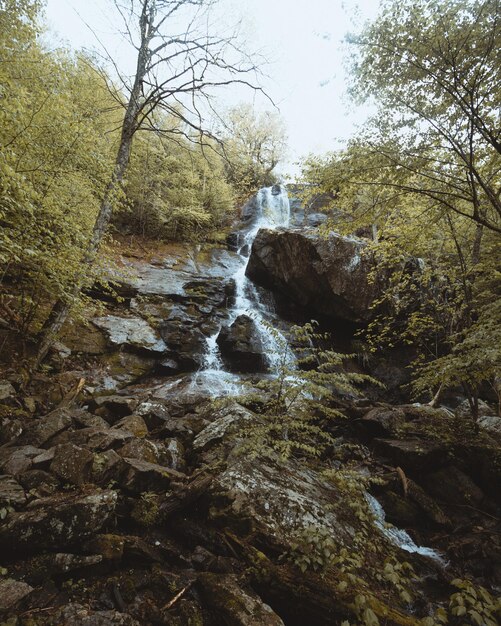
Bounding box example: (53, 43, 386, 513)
(35, 13, 149, 368)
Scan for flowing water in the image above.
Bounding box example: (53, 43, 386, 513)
(191, 184, 294, 396)
(366, 494, 446, 564)
(189, 185, 446, 565)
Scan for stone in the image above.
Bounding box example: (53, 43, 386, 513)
(17, 470, 60, 498)
(92, 395, 139, 421)
(478, 415, 501, 440)
(52, 553, 103, 573)
(1, 446, 45, 475)
(211, 454, 354, 550)
(21, 408, 73, 446)
(0, 417, 23, 444)
(0, 490, 118, 553)
(422, 465, 485, 507)
(92, 315, 167, 354)
(119, 458, 185, 494)
(0, 475, 26, 507)
(0, 578, 33, 611)
(83, 534, 125, 561)
(136, 400, 170, 429)
(118, 439, 161, 464)
(193, 403, 255, 451)
(373, 438, 448, 473)
(361, 407, 406, 437)
(91, 450, 124, 486)
(198, 573, 285, 626)
(246, 229, 381, 323)
(50, 443, 94, 486)
(455, 399, 496, 421)
(162, 438, 186, 472)
(86, 428, 134, 451)
(113, 414, 148, 438)
(217, 315, 267, 373)
(52, 604, 141, 625)
(0, 380, 15, 401)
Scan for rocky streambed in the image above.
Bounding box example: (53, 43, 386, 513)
(0, 187, 500, 625)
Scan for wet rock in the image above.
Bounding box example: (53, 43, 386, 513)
(0, 490, 118, 553)
(198, 573, 285, 626)
(21, 408, 73, 446)
(217, 315, 267, 373)
(246, 229, 381, 323)
(119, 458, 185, 494)
(159, 306, 209, 370)
(50, 443, 95, 486)
(0, 380, 15, 401)
(0, 475, 26, 507)
(113, 414, 148, 438)
(53, 604, 140, 626)
(373, 438, 448, 473)
(0, 578, 33, 611)
(157, 358, 180, 374)
(92, 315, 167, 354)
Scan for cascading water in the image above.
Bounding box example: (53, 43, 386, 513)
(193, 184, 293, 396)
(366, 494, 446, 564)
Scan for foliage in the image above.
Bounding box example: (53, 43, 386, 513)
(239, 321, 379, 460)
(0, 3, 121, 333)
(219, 103, 288, 198)
(301, 0, 501, 415)
(347, 0, 501, 235)
(421, 579, 501, 626)
(121, 126, 234, 240)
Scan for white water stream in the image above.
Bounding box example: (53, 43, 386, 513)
(366, 494, 446, 564)
(191, 185, 294, 396)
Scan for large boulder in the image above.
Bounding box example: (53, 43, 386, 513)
(217, 315, 267, 373)
(0, 490, 118, 553)
(246, 229, 382, 324)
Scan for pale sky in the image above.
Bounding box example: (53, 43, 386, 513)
(43, 0, 380, 176)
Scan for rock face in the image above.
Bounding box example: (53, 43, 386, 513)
(246, 229, 381, 323)
(217, 315, 267, 372)
(0, 490, 118, 553)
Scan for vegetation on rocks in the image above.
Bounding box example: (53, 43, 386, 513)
(0, 0, 499, 625)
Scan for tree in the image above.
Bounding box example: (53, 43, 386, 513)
(1, 1, 120, 336)
(121, 121, 234, 240)
(219, 103, 287, 197)
(301, 0, 501, 418)
(36, 0, 265, 365)
(346, 0, 501, 235)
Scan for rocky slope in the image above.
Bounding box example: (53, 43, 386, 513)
(0, 188, 499, 625)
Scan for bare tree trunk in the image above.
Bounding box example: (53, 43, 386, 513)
(34, 20, 149, 368)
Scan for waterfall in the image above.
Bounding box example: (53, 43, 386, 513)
(366, 494, 446, 564)
(195, 184, 293, 396)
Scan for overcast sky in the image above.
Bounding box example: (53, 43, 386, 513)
(44, 0, 380, 176)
